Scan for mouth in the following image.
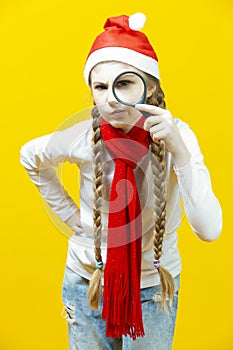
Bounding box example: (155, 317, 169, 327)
(110, 109, 126, 116)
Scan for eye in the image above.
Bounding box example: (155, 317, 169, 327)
(93, 84, 107, 91)
(115, 80, 133, 89)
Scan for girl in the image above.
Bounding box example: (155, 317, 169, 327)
(20, 12, 222, 350)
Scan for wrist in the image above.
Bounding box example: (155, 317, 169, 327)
(171, 141, 191, 168)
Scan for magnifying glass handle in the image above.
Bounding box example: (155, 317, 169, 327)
(139, 110, 151, 119)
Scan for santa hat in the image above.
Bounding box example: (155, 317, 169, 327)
(84, 12, 160, 84)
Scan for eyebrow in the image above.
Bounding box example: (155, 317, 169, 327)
(118, 73, 137, 78)
(92, 81, 107, 85)
(116, 74, 142, 81)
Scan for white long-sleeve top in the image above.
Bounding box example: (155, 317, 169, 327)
(20, 117, 222, 288)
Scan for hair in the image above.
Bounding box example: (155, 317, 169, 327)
(87, 106, 104, 309)
(87, 71, 175, 313)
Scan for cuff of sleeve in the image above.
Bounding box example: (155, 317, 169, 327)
(173, 159, 195, 201)
(173, 159, 192, 177)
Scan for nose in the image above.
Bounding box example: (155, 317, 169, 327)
(107, 87, 118, 105)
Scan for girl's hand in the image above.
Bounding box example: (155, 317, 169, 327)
(135, 104, 191, 168)
(65, 210, 84, 235)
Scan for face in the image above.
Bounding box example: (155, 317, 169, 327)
(90, 62, 155, 133)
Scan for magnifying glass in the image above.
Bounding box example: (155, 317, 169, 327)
(112, 71, 151, 118)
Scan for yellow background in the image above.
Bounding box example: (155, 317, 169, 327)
(0, 0, 232, 349)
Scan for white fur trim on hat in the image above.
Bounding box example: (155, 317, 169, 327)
(84, 47, 160, 84)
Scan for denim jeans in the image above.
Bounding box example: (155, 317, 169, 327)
(62, 265, 180, 350)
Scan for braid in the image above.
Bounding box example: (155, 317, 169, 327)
(87, 106, 104, 310)
(147, 75, 175, 312)
(91, 106, 103, 263)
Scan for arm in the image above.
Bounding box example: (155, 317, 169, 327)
(172, 120, 222, 241)
(136, 104, 222, 241)
(20, 121, 90, 225)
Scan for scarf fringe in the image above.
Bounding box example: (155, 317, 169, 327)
(102, 270, 145, 340)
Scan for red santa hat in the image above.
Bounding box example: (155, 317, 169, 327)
(84, 12, 160, 84)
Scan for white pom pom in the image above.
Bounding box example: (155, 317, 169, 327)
(129, 12, 146, 31)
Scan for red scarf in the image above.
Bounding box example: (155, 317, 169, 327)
(100, 116, 150, 340)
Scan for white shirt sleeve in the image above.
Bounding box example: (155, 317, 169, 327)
(173, 119, 222, 241)
(20, 120, 91, 222)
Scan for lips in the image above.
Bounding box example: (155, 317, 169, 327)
(111, 109, 126, 116)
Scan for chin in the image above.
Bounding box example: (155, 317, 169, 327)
(110, 121, 127, 129)
(109, 120, 133, 133)
(103, 118, 125, 128)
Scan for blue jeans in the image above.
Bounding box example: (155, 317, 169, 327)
(62, 265, 180, 350)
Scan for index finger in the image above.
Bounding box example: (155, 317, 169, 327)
(135, 104, 165, 116)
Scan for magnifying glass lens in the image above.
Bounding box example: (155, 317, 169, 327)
(112, 72, 146, 106)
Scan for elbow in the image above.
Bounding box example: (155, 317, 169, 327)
(192, 217, 223, 243)
(198, 231, 221, 242)
(189, 199, 223, 242)
(19, 141, 37, 170)
(19, 143, 30, 168)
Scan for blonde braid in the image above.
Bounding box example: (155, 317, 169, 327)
(150, 140, 175, 312)
(147, 75, 175, 312)
(87, 106, 104, 310)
